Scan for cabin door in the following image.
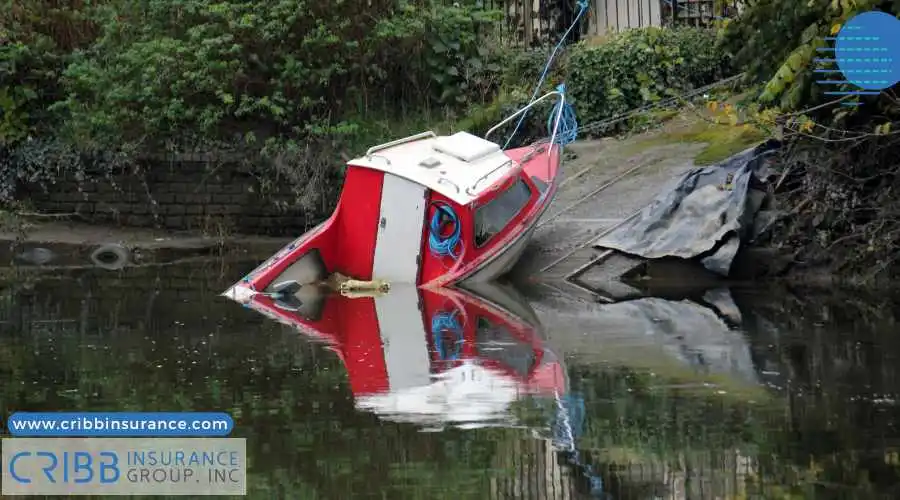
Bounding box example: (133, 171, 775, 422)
(372, 174, 427, 283)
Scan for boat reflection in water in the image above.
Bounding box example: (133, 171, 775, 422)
(224, 280, 568, 429)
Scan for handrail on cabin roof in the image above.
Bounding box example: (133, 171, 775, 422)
(483, 90, 565, 147)
(365, 131, 437, 158)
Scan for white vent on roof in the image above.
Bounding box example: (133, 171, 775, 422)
(432, 132, 502, 163)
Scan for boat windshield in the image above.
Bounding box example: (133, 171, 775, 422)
(474, 178, 532, 247)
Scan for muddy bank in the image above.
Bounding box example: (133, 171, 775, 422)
(737, 135, 900, 291)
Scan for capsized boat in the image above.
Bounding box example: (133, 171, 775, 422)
(233, 90, 569, 294)
(225, 279, 567, 428)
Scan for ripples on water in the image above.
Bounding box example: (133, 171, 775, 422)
(1, 260, 899, 499)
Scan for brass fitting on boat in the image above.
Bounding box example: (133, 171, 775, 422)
(339, 279, 391, 298)
(324, 271, 391, 298)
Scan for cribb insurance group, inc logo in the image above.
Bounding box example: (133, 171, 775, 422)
(1, 412, 246, 496)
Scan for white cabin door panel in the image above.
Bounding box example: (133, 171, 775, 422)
(373, 174, 427, 283)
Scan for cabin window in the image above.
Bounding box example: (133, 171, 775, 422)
(530, 175, 548, 194)
(474, 178, 532, 247)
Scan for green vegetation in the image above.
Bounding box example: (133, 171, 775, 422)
(720, 0, 900, 281)
(723, 0, 900, 115)
(4, 0, 897, 278)
(568, 26, 731, 133)
(675, 123, 768, 165)
(0, 0, 509, 211)
(636, 107, 771, 165)
(0, 1, 734, 216)
(460, 26, 731, 142)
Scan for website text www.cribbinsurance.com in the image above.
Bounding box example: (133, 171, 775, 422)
(6, 412, 233, 436)
(2, 412, 246, 496)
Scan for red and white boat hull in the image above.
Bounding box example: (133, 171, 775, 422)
(235, 139, 561, 293)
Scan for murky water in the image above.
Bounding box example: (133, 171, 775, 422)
(2, 259, 900, 499)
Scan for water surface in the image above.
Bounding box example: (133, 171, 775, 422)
(1, 260, 899, 499)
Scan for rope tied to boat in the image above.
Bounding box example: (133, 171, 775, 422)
(504, 0, 588, 149)
(431, 309, 464, 360)
(549, 83, 578, 146)
(428, 201, 463, 261)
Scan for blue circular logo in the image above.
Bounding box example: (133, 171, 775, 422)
(835, 11, 900, 91)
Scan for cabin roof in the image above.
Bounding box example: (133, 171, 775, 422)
(348, 131, 516, 205)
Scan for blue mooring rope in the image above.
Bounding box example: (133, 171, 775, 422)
(503, 0, 589, 149)
(428, 202, 462, 260)
(432, 310, 463, 360)
(549, 83, 578, 146)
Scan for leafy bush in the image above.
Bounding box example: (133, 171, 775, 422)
(0, 0, 512, 208)
(0, 0, 100, 145)
(721, 0, 899, 115)
(47, 0, 506, 150)
(567, 26, 732, 132)
(720, 0, 900, 280)
(455, 45, 572, 147)
(500, 47, 567, 88)
(455, 86, 557, 149)
(456, 28, 732, 147)
(462, 27, 729, 146)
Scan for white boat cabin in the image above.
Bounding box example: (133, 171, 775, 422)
(348, 130, 522, 206)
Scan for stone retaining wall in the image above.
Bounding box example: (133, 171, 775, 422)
(24, 156, 328, 237)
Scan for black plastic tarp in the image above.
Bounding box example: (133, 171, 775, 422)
(594, 140, 780, 276)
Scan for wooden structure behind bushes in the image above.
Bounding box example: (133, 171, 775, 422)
(587, 0, 663, 35)
(486, 0, 739, 48)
